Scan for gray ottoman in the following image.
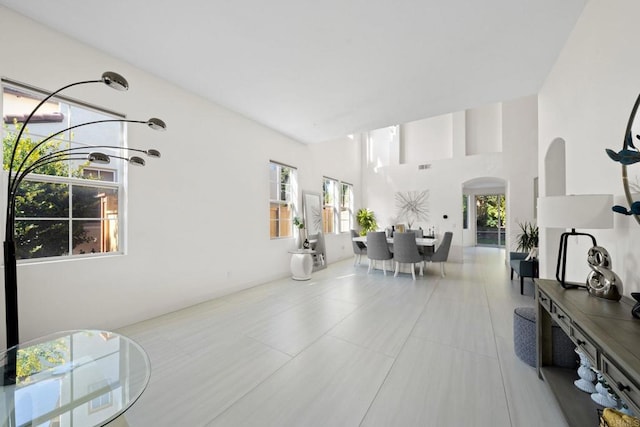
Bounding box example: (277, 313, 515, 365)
(513, 307, 576, 368)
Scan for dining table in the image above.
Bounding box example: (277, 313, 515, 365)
(352, 235, 438, 248)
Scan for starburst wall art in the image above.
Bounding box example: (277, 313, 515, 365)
(395, 190, 430, 228)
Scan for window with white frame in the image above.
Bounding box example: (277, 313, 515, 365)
(269, 161, 297, 238)
(322, 177, 338, 234)
(322, 178, 353, 234)
(2, 83, 127, 260)
(339, 182, 354, 232)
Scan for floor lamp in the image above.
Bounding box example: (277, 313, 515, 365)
(537, 195, 613, 289)
(3, 72, 165, 383)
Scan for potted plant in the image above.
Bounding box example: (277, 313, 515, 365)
(293, 216, 307, 248)
(356, 208, 378, 236)
(515, 220, 539, 259)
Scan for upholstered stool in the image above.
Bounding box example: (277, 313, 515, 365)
(513, 307, 576, 368)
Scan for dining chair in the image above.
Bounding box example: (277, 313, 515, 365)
(407, 228, 424, 238)
(423, 231, 453, 277)
(350, 229, 367, 265)
(366, 231, 393, 275)
(392, 232, 424, 280)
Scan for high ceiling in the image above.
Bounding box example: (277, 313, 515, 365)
(0, 0, 587, 143)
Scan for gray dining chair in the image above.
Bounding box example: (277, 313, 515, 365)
(392, 232, 423, 280)
(407, 228, 424, 238)
(366, 231, 393, 275)
(423, 231, 453, 277)
(350, 229, 367, 265)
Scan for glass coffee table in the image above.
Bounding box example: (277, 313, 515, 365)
(0, 329, 150, 427)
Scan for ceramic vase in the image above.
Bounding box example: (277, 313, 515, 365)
(574, 349, 597, 393)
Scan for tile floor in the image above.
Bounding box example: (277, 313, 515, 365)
(115, 247, 569, 426)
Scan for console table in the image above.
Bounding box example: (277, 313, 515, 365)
(536, 279, 640, 426)
(0, 329, 150, 427)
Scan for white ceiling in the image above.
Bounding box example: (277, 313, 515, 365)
(0, 0, 587, 143)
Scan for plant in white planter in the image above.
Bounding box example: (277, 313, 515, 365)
(515, 220, 539, 260)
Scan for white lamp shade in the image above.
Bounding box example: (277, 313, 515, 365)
(537, 194, 613, 229)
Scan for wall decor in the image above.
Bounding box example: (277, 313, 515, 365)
(606, 93, 640, 224)
(395, 190, 429, 228)
(586, 246, 622, 301)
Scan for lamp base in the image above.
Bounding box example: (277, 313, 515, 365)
(556, 229, 596, 289)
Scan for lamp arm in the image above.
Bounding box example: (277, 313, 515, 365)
(9, 143, 154, 237)
(10, 118, 152, 195)
(6, 118, 161, 239)
(6, 79, 103, 182)
(5, 79, 103, 241)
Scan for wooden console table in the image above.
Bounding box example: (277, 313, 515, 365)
(536, 279, 640, 426)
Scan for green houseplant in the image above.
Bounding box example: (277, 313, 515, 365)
(356, 208, 378, 236)
(515, 221, 539, 256)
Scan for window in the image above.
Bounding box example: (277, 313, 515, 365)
(322, 178, 353, 234)
(2, 83, 127, 260)
(269, 161, 297, 238)
(322, 177, 338, 233)
(88, 380, 113, 413)
(462, 195, 469, 229)
(339, 182, 353, 232)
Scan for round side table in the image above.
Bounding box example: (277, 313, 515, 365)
(288, 249, 315, 280)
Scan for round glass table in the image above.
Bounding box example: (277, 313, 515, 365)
(0, 329, 150, 427)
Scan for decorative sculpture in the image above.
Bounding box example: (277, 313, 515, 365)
(586, 246, 622, 301)
(574, 348, 597, 393)
(606, 93, 640, 224)
(631, 293, 640, 319)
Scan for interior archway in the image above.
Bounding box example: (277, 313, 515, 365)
(462, 177, 507, 248)
(541, 138, 567, 278)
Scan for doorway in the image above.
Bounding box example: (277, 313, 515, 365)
(475, 194, 506, 247)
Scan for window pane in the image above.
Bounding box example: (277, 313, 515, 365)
(72, 186, 118, 219)
(269, 162, 296, 239)
(340, 208, 350, 232)
(15, 219, 69, 259)
(73, 219, 118, 254)
(82, 168, 116, 182)
(323, 206, 334, 233)
(463, 195, 468, 229)
(279, 204, 292, 237)
(269, 164, 278, 200)
(339, 183, 353, 232)
(15, 182, 68, 218)
(323, 178, 338, 234)
(269, 202, 292, 238)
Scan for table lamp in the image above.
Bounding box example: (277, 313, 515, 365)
(537, 194, 613, 288)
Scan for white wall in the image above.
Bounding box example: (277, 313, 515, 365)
(538, 0, 640, 293)
(400, 113, 453, 163)
(465, 103, 503, 155)
(0, 7, 361, 346)
(502, 95, 539, 253)
(362, 96, 538, 263)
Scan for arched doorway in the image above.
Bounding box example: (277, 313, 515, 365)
(462, 177, 507, 247)
(541, 138, 566, 278)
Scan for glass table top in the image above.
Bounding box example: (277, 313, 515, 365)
(0, 329, 150, 427)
